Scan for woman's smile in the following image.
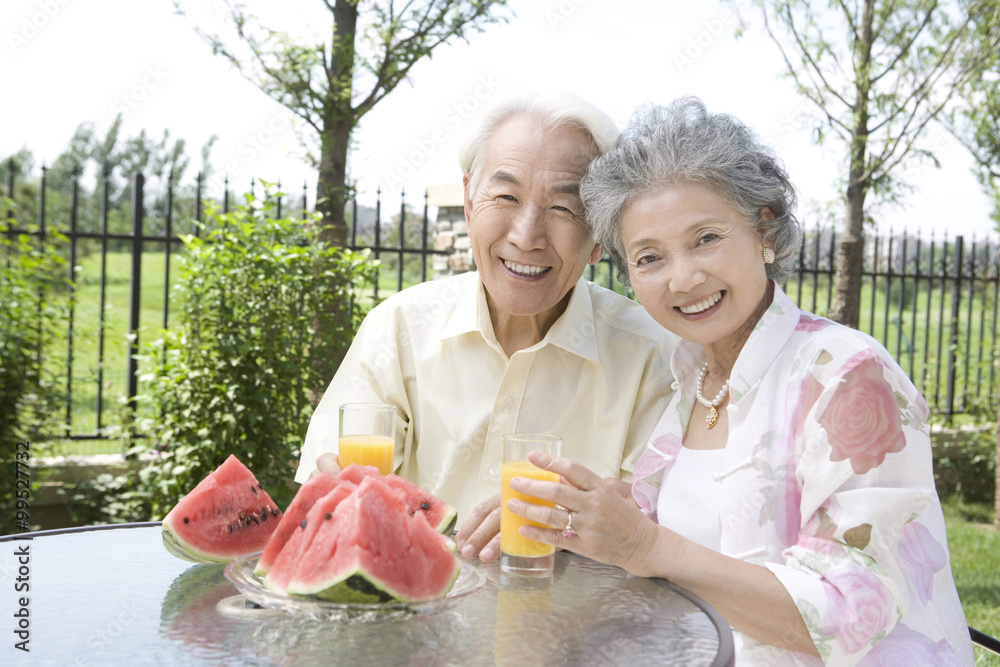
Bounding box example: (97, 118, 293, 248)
(677, 291, 724, 316)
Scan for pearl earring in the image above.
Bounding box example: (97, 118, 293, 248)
(762, 247, 775, 264)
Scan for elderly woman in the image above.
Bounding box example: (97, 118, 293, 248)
(504, 97, 973, 665)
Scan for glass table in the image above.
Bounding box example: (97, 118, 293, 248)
(1, 523, 734, 665)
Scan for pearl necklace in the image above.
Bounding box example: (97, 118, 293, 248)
(695, 362, 730, 429)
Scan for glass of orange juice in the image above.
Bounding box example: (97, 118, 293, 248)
(338, 403, 396, 475)
(500, 434, 562, 576)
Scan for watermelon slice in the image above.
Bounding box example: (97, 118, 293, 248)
(263, 480, 358, 595)
(337, 464, 456, 533)
(281, 476, 460, 603)
(162, 455, 282, 564)
(254, 471, 341, 577)
(382, 474, 458, 535)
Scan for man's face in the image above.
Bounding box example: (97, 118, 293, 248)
(464, 114, 602, 322)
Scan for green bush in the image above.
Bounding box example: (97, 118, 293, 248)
(97, 186, 377, 521)
(0, 205, 69, 532)
(932, 426, 997, 504)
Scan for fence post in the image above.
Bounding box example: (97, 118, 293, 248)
(945, 235, 963, 416)
(65, 166, 79, 434)
(126, 172, 145, 413)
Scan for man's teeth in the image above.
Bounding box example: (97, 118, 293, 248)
(680, 291, 722, 314)
(504, 260, 548, 276)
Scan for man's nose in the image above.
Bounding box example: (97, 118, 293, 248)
(506, 205, 547, 251)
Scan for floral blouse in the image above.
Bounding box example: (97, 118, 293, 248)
(631, 285, 973, 666)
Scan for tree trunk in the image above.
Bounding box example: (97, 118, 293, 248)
(309, 0, 359, 404)
(827, 0, 874, 330)
(316, 119, 352, 248)
(828, 180, 867, 328)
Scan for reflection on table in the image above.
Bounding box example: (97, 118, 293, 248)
(0, 523, 733, 665)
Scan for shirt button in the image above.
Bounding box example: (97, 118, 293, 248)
(505, 396, 514, 407)
(489, 466, 499, 476)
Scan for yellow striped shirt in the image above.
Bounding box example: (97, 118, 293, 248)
(296, 271, 678, 521)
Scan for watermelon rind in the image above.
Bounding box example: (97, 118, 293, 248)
(162, 520, 235, 564)
(302, 561, 461, 604)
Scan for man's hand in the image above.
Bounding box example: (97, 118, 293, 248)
(455, 493, 501, 562)
(308, 452, 342, 480)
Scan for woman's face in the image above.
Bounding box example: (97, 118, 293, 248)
(620, 182, 772, 352)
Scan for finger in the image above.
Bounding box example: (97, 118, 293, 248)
(478, 534, 502, 563)
(315, 452, 342, 475)
(455, 493, 501, 559)
(527, 452, 603, 492)
(508, 474, 585, 512)
(505, 497, 570, 532)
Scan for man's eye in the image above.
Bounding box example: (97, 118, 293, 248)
(499, 194, 517, 203)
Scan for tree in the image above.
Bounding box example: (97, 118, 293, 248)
(737, 0, 1000, 328)
(945, 1, 1000, 529)
(946, 2, 1000, 229)
(173, 0, 509, 248)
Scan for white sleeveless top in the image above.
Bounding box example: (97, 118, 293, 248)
(655, 445, 748, 664)
(655, 446, 724, 551)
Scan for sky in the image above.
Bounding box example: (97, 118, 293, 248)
(1, 0, 994, 239)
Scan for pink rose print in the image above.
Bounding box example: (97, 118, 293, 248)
(898, 521, 947, 604)
(819, 357, 906, 474)
(820, 561, 896, 654)
(859, 623, 964, 666)
(796, 312, 833, 332)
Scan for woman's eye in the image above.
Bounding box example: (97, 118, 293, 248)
(498, 194, 517, 203)
(697, 233, 719, 246)
(635, 254, 657, 266)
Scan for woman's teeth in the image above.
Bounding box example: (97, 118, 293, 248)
(680, 291, 722, 314)
(504, 260, 548, 276)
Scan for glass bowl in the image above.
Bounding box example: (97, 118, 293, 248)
(224, 552, 485, 623)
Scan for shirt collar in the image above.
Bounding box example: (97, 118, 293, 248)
(440, 272, 489, 340)
(728, 282, 800, 402)
(439, 273, 600, 362)
(669, 281, 800, 403)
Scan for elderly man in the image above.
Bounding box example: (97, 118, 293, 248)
(296, 92, 677, 560)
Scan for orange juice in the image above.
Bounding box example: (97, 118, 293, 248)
(338, 435, 394, 475)
(500, 460, 559, 558)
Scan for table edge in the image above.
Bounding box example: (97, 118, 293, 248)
(0, 520, 163, 542)
(652, 577, 736, 667)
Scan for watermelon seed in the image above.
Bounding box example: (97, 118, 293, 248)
(183, 517, 189, 524)
(228, 524, 234, 534)
(240, 511, 247, 521)
(248, 513, 259, 526)
(300, 519, 307, 529)
(420, 502, 430, 510)
(250, 485, 257, 494)
(324, 512, 332, 520)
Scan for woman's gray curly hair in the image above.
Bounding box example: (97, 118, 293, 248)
(581, 96, 802, 287)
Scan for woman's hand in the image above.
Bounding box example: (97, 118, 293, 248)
(455, 494, 503, 562)
(507, 452, 659, 575)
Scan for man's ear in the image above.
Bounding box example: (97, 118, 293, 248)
(463, 173, 473, 226)
(588, 241, 603, 266)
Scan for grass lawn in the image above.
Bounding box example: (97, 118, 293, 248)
(943, 497, 1000, 664)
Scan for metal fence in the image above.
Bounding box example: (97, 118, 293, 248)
(2, 162, 999, 447)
